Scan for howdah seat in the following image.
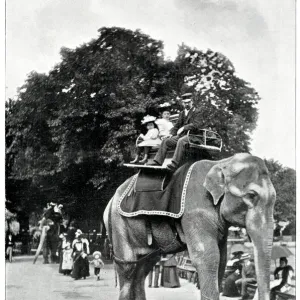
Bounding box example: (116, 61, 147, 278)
(124, 114, 223, 170)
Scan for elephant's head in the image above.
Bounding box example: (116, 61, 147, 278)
(204, 153, 276, 299)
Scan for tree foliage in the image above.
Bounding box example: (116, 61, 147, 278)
(264, 159, 296, 234)
(175, 44, 259, 154)
(6, 27, 261, 220)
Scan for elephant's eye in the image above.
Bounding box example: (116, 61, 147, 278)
(243, 191, 259, 208)
(246, 192, 258, 200)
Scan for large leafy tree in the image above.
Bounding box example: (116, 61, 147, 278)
(264, 159, 296, 234)
(6, 27, 261, 222)
(174, 44, 259, 155)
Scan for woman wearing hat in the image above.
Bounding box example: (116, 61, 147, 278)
(130, 115, 161, 164)
(71, 230, 90, 280)
(59, 233, 73, 275)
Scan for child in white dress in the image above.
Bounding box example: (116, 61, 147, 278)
(130, 115, 161, 164)
(155, 103, 173, 139)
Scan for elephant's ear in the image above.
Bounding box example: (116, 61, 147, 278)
(203, 164, 226, 205)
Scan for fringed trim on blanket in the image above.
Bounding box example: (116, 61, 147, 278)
(117, 162, 197, 218)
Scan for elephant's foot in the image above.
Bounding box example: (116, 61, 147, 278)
(43, 261, 49, 264)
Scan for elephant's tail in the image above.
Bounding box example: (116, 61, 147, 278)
(33, 225, 47, 264)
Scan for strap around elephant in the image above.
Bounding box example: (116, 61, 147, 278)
(113, 248, 162, 265)
(112, 226, 183, 265)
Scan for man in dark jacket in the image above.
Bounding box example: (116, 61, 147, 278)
(270, 257, 294, 300)
(5, 233, 15, 262)
(148, 93, 203, 171)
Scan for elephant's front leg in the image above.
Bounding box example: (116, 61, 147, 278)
(218, 238, 228, 293)
(43, 238, 50, 264)
(134, 257, 159, 300)
(186, 232, 221, 300)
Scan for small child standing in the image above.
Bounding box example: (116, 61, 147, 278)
(91, 251, 104, 281)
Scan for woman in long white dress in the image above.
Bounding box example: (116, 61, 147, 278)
(61, 239, 73, 275)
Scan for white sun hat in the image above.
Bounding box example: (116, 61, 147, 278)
(141, 115, 157, 125)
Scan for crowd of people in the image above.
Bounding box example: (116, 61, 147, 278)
(222, 250, 294, 300)
(57, 229, 105, 281)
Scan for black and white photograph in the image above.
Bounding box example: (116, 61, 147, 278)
(4, 1, 296, 300)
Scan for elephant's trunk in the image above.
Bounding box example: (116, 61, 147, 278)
(33, 226, 48, 264)
(246, 207, 274, 300)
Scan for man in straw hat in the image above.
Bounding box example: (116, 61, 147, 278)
(235, 253, 256, 299)
(147, 93, 203, 171)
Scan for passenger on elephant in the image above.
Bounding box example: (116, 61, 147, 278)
(71, 229, 90, 280)
(155, 103, 174, 139)
(39, 203, 63, 229)
(39, 203, 55, 229)
(130, 115, 161, 164)
(235, 253, 257, 299)
(147, 93, 203, 172)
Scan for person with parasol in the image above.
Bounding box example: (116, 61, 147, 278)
(270, 257, 294, 300)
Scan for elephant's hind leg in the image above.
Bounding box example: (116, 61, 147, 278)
(116, 256, 159, 300)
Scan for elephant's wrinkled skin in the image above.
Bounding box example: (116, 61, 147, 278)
(104, 153, 276, 300)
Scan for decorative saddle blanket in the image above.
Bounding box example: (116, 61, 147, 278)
(118, 162, 197, 218)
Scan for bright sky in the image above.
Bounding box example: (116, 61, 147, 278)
(6, 0, 296, 168)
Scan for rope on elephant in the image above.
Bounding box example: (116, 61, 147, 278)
(113, 248, 162, 265)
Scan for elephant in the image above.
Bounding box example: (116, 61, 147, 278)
(104, 153, 276, 300)
(33, 204, 64, 264)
